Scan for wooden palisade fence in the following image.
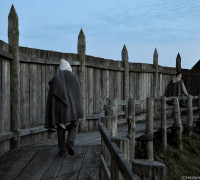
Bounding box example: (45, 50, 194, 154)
(99, 94, 200, 180)
(0, 5, 199, 156)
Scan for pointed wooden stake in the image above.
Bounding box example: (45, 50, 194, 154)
(8, 4, 20, 149)
(78, 29, 87, 132)
(176, 53, 181, 72)
(122, 44, 129, 121)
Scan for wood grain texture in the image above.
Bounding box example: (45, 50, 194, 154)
(0, 149, 37, 180)
(20, 63, 30, 129)
(56, 147, 86, 180)
(16, 148, 57, 180)
(1, 60, 10, 133)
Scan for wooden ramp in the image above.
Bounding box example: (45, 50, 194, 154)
(0, 114, 198, 180)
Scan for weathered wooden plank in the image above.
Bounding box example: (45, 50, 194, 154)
(114, 71, 118, 99)
(16, 148, 57, 180)
(37, 65, 42, 126)
(2, 60, 10, 133)
(0, 49, 13, 60)
(109, 70, 115, 99)
(20, 63, 30, 129)
(41, 65, 46, 127)
(20, 131, 50, 146)
(56, 147, 87, 180)
(85, 67, 89, 114)
(0, 132, 14, 142)
(0, 149, 37, 180)
(92, 68, 101, 130)
(41, 154, 64, 180)
(19, 126, 47, 136)
(77, 147, 100, 180)
(101, 69, 108, 109)
(75, 132, 101, 146)
(106, 70, 110, 98)
(29, 64, 38, 128)
(88, 67, 94, 130)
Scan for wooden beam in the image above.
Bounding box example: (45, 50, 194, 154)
(19, 126, 47, 137)
(0, 132, 14, 142)
(0, 49, 13, 60)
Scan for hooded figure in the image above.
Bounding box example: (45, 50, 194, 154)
(164, 72, 188, 107)
(45, 59, 83, 156)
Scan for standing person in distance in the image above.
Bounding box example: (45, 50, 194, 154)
(164, 71, 188, 107)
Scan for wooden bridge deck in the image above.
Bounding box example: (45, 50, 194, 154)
(0, 114, 198, 180)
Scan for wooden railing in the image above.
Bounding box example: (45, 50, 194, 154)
(99, 95, 200, 180)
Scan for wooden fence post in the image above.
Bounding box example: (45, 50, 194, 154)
(132, 159, 166, 180)
(161, 96, 167, 153)
(8, 5, 20, 149)
(146, 98, 154, 160)
(111, 137, 129, 180)
(187, 95, 193, 136)
(78, 29, 87, 132)
(101, 101, 117, 177)
(106, 98, 118, 134)
(128, 98, 136, 162)
(122, 45, 129, 120)
(176, 53, 181, 73)
(172, 97, 183, 151)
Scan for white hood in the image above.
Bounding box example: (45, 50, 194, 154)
(59, 59, 72, 71)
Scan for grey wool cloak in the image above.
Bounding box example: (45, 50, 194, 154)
(45, 69, 83, 129)
(164, 77, 188, 107)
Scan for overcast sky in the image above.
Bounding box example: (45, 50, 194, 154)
(0, 0, 200, 69)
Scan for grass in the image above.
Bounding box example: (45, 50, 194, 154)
(154, 133, 200, 180)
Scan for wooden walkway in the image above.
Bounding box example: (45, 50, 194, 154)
(0, 114, 198, 180)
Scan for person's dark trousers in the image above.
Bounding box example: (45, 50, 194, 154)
(57, 122, 76, 153)
(66, 122, 76, 146)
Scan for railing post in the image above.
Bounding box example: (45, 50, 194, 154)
(78, 29, 87, 132)
(161, 96, 167, 153)
(146, 98, 154, 160)
(187, 95, 193, 136)
(171, 97, 183, 151)
(128, 98, 136, 162)
(132, 159, 166, 180)
(8, 5, 20, 149)
(101, 100, 118, 180)
(111, 137, 129, 180)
